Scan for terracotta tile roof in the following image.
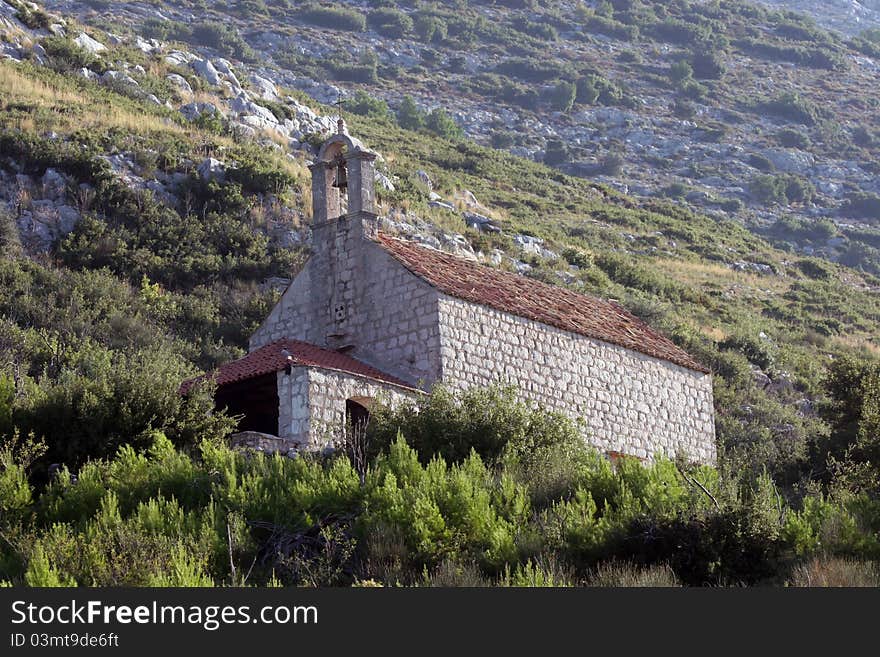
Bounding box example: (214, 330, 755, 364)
(181, 338, 415, 394)
(378, 234, 709, 373)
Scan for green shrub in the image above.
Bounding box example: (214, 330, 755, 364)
(776, 128, 811, 149)
(668, 60, 693, 84)
(691, 49, 724, 80)
(547, 80, 577, 113)
(361, 436, 528, 570)
(575, 76, 601, 105)
(41, 36, 100, 73)
(24, 543, 76, 587)
(299, 4, 366, 32)
(749, 153, 775, 172)
(414, 14, 447, 43)
(719, 331, 777, 371)
(0, 432, 42, 527)
(14, 4, 51, 29)
(346, 90, 391, 119)
(368, 8, 413, 38)
(544, 139, 569, 166)
(190, 22, 255, 61)
(750, 174, 814, 206)
(759, 92, 820, 126)
(366, 385, 581, 467)
(396, 95, 423, 131)
(425, 108, 463, 140)
(842, 193, 880, 221)
(12, 344, 235, 471)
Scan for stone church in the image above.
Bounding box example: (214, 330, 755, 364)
(186, 122, 716, 464)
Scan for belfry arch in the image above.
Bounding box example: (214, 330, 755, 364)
(309, 118, 379, 225)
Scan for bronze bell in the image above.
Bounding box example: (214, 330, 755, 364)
(332, 161, 348, 190)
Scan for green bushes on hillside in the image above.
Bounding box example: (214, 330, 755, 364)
(3, 383, 879, 587)
(750, 174, 815, 207)
(368, 8, 413, 39)
(759, 93, 821, 126)
(299, 4, 366, 32)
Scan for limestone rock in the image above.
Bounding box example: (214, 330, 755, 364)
(761, 148, 815, 175)
(40, 168, 67, 201)
(230, 93, 278, 124)
(180, 102, 224, 122)
(164, 50, 194, 67)
(249, 73, 279, 100)
(101, 70, 139, 87)
(73, 33, 106, 55)
(165, 73, 193, 95)
(192, 58, 221, 86)
(374, 171, 395, 192)
(198, 158, 226, 182)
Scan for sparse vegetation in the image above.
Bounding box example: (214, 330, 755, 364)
(2, 0, 880, 588)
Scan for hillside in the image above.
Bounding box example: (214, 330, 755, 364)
(1, 0, 880, 586)
(757, 0, 880, 36)
(1, 0, 879, 474)
(25, 0, 880, 281)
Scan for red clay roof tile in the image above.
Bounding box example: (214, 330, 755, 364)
(181, 338, 415, 393)
(378, 233, 709, 373)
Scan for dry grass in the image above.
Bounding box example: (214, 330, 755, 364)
(653, 257, 789, 294)
(1, 61, 312, 186)
(0, 61, 187, 136)
(0, 63, 85, 107)
(832, 334, 880, 358)
(426, 559, 490, 587)
(587, 561, 681, 587)
(700, 325, 728, 342)
(790, 558, 880, 587)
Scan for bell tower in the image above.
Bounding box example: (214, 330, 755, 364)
(308, 121, 380, 350)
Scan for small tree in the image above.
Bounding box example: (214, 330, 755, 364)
(822, 357, 880, 494)
(414, 14, 446, 43)
(346, 90, 391, 119)
(669, 60, 693, 85)
(691, 49, 724, 80)
(548, 81, 577, 113)
(425, 108, 463, 140)
(396, 95, 424, 131)
(0, 209, 21, 258)
(543, 139, 570, 166)
(576, 76, 601, 105)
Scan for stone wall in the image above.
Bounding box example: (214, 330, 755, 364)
(348, 242, 442, 385)
(306, 368, 416, 447)
(250, 229, 444, 388)
(276, 365, 417, 448)
(229, 431, 289, 454)
(250, 263, 317, 349)
(276, 367, 311, 445)
(436, 295, 716, 463)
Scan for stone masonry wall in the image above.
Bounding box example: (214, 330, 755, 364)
(436, 295, 716, 463)
(306, 368, 416, 447)
(275, 365, 416, 448)
(250, 232, 443, 388)
(250, 263, 318, 350)
(276, 367, 311, 445)
(346, 242, 442, 386)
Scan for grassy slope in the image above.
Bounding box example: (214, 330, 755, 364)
(1, 22, 879, 481)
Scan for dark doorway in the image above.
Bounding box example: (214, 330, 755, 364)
(215, 373, 279, 435)
(345, 398, 371, 433)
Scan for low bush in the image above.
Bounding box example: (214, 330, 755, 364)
(299, 4, 366, 32)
